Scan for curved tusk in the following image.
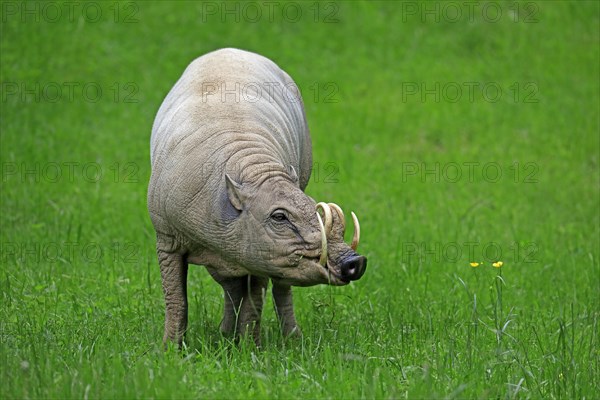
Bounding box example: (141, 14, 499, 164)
(316, 212, 328, 266)
(350, 211, 360, 251)
(316, 202, 332, 236)
(327, 202, 346, 233)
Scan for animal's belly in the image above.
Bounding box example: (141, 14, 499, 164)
(187, 251, 249, 278)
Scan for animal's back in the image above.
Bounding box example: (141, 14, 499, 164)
(148, 48, 312, 242)
(150, 48, 310, 174)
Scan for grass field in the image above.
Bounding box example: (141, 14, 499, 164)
(1, 1, 599, 398)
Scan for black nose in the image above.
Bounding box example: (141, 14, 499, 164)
(340, 255, 367, 281)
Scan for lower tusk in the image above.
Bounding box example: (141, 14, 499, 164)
(350, 211, 360, 251)
(316, 212, 328, 266)
(327, 202, 346, 233)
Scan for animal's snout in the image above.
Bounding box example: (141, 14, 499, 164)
(340, 255, 367, 281)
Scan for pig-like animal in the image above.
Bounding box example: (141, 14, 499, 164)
(148, 48, 367, 346)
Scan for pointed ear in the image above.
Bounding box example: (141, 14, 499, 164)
(288, 165, 299, 186)
(225, 174, 245, 211)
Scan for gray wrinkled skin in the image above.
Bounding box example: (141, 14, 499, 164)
(148, 48, 364, 346)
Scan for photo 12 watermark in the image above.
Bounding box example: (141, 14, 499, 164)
(1, 241, 142, 265)
(1, 162, 141, 184)
(400, 241, 539, 265)
(1, 1, 140, 23)
(198, 81, 339, 104)
(216, 161, 340, 184)
(199, 1, 340, 23)
(400, 82, 540, 104)
(400, 162, 539, 184)
(400, 1, 539, 24)
(1, 82, 139, 104)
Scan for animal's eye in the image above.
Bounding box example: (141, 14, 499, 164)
(271, 211, 288, 222)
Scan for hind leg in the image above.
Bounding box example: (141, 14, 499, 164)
(237, 275, 268, 345)
(272, 282, 301, 337)
(215, 276, 245, 336)
(208, 269, 267, 345)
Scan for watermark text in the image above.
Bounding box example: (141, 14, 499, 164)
(400, 162, 539, 183)
(1, 1, 139, 23)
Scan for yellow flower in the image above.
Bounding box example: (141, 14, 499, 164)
(492, 261, 504, 268)
(470, 262, 480, 267)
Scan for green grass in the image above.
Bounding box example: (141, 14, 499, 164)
(1, 1, 598, 398)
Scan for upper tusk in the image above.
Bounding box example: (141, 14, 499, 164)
(316, 202, 332, 236)
(316, 212, 328, 266)
(350, 211, 360, 251)
(318, 201, 360, 252)
(327, 202, 346, 233)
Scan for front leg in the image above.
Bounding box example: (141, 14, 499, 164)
(272, 282, 301, 337)
(158, 249, 188, 348)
